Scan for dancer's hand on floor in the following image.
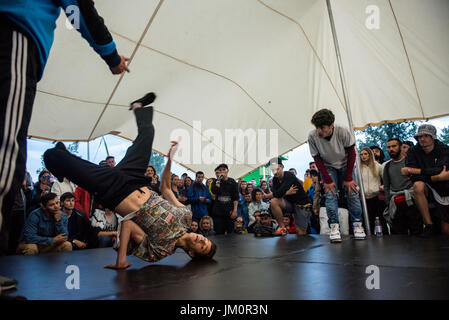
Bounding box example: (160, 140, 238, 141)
(104, 262, 131, 270)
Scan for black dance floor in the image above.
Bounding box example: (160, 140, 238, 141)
(1, 234, 448, 300)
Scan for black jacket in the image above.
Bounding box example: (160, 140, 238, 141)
(272, 171, 310, 205)
(406, 140, 449, 196)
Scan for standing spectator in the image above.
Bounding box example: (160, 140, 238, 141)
(383, 138, 422, 235)
(23, 170, 34, 217)
(307, 170, 322, 234)
(51, 177, 77, 199)
(269, 158, 312, 236)
(187, 171, 212, 222)
(238, 180, 248, 197)
(402, 124, 449, 237)
(359, 148, 387, 235)
(210, 164, 239, 234)
(29, 169, 53, 213)
(248, 189, 269, 226)
(199, 216, 216, 236)
(17, 193, 71, 255)
(90, 208, 122, 248)
(106, 156, 116, 168)
(289, 168, 304, 185)
(303, 169, 313, 192)
(60, 192, 96, 250)
(0, 0, 130, 288)
(246, 183, 254, 195)
(259, 180, 272, 203)
(308, 109, 366, 242)
(188, 220, 200, 234)
(184, 176, 193, 190)
(145, 165, 161, 195)
(370, 146, 385, 164)
(401, 141, 414, 157)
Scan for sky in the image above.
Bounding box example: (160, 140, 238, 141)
(26, 116, 449, 183)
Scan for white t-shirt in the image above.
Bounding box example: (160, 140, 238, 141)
(308, 125, 355, 169)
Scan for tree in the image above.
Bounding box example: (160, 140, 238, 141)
(149, 151, 165, 176)
(439, 126, 449, 145)
(356, 121, 422, 161)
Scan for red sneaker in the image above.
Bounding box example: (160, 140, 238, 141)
(273, 227, 288, 236)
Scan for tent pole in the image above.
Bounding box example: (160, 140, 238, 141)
(326, 0, 371, 235)
(87, 141, 90, 161)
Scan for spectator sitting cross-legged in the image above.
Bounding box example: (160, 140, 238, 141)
(17, 192, 71, 255)
(90, 208, 123, 248)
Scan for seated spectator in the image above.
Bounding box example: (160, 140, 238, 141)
(359, 147, 387, 234)
(17, 193, 71, 255)
(383, 138, 423, 235)
(199, 216, 216, 236)
(370, 145, 385, 164)
(187, 171, 212, 222)
(106, 156, 116, 167)
(248, 188, 269, 226)
(402, 124, 449, 237)
(51, 177, 76, 199)
(283, 214, 296, 234)
(90, 208, 122, 248)
(233, 216, 247, 234)
(401, 141, 414, 157)
(60, 192, 96, 250)
(247, 210, 261, 233)
(269, 158, 312, 236)
(145, 165, 161, 195)
(237, 192, 251, 229)
(188, 220, 200, 234)
(253, 211, 279, 237)
(29, 169, 53, 213)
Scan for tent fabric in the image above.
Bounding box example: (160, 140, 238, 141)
(28, 0, 449, 178)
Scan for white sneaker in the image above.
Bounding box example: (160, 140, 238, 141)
(353, 222, 367, 240)
(329, 223, 342, 243)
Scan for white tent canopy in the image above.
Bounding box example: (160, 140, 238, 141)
(29, 0, 449, 178)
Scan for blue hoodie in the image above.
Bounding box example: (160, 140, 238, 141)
(0, 0, 121, 80)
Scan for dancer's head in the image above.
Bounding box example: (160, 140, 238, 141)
(311, 109, 335, 138)
(183, 233, 217, 260)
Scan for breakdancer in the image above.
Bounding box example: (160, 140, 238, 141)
(44, 93, 216, 269)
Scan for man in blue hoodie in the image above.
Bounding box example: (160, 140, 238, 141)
(187, 171, 212, 222)
(0, 0, 129, 290)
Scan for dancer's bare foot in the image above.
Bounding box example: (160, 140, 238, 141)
(129, 92, 156, 110)
(104, 262, 131, 270)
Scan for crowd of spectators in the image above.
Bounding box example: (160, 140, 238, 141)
(3, 115, 448, 259)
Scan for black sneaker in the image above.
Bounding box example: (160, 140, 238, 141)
(418, 224, 437, 238)
(129, 92, 156, 109)
(0, 275, 18, 291)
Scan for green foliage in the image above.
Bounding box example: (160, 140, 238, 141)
(439, 126, 449, 145)
(356, 121, 422, 160)
(149, 151, 165, 176)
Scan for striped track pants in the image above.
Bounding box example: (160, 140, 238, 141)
(0, 26, 38, 255)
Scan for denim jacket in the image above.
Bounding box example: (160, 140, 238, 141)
(22, 208, 69, 246)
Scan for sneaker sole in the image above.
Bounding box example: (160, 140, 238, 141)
(1, 284, 17, 291)
(353, 236, 366, 240)
(330, 238, 342, 243)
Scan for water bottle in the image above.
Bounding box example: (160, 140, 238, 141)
(375, 217, 383, 237)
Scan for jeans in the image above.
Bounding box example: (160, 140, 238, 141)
(97, 235, 115, 248)
(324, 166, 363, 225)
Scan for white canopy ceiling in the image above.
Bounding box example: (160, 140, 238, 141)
(28, 0, 449, 178)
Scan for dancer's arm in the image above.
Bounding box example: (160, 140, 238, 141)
(161, 142, 184, 207)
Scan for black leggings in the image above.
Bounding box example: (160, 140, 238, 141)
(44, 107, 154, 210)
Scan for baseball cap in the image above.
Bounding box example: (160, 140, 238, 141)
(215, 163, 228, 171)
(414, 124, 437, 140)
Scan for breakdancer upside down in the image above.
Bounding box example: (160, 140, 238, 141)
(44, 93, 217, 269)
